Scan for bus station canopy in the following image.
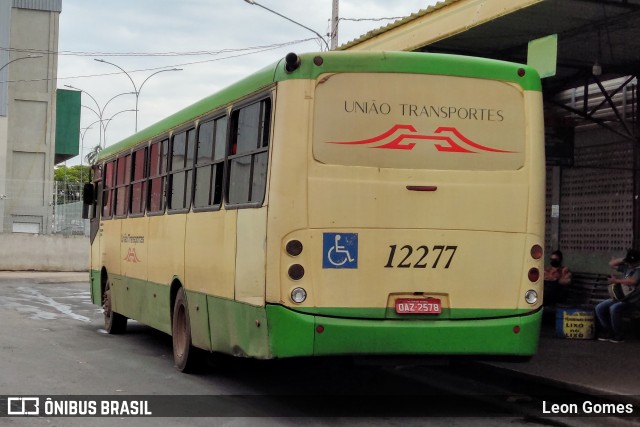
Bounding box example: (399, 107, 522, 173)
(342, 0, 640, 254)
(341, 0, 640, 96)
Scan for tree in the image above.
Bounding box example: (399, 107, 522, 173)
(54, 165, 91, 183)
(54, 165, 91, 205)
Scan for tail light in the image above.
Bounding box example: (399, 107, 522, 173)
(530, 244, 543, 260)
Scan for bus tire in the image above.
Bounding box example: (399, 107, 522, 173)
(102, 279, 127, 334)
(172, 287, 200, 373)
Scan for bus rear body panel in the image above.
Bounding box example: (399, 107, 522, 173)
(268, 66, 544, 357)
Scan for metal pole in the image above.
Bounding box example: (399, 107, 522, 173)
(95, 59, 181, 132)
(331, 0, 339, 50)
(80, 104, 103, 148)
(244, 0, 330, 51)
(79, 124, 97, 183)
(136, 69, 182, 132)
(94, 60, 138, 132)
(102, 91, 136, 117)
(634, 74, 640, 249)
(103, 109, 136, 146)
(0, 54, 44, 74)
(65, 85, 105, 148)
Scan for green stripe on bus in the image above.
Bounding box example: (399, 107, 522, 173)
(91, 272, 540, 358)
(276, 51, 542, 91)
(266, 304, 541, 358)
(90, 269, 100, 306)
(205, 294, 270, 358)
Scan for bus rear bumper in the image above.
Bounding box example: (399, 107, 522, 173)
(267, 305, 541, 358)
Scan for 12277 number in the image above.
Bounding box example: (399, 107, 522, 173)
(384, 245, 457, 269)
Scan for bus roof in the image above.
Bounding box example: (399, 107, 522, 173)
(97, 51, 540, 161)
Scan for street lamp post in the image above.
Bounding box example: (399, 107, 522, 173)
(79, 123, 97, 182)
(65, 84, 103, 147)
(103, 91, 136, 118)
(65, 85, 136, 148)
(94, 59, 182, 133)
(243, 0, 330, 51)
(103, 109, 136, 146)
(0, 54, 44, 74)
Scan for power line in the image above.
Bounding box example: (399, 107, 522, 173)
(0, 39, 315, 58)
(339, 16, 406, 22)
(0, 38, 314, 84)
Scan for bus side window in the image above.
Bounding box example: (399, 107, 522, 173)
(90, 164, 102, 220)
(194, 115, 227, 209)
(102, 160, 115, 219)
(114, 154, 131, 217)
(168, 128, 195, 211)
(130, 147, 147, 215)
(227, 98, 271, 206)
(147, 139, 168, 214)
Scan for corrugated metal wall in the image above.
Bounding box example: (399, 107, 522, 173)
(12, 0, 62, 12)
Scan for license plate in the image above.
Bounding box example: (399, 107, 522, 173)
(395, 298, 442, 314)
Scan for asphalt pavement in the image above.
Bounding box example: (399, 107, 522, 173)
(1, 271, 639, 407)
(487, 312, 640, 406)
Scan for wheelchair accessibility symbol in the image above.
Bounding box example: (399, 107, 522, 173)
(323, 233, 358, 269)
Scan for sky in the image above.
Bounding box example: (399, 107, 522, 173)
(57, 0, 438, 166)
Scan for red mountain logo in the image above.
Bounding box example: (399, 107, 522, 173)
(123, 247, 141, 263)
(327, 125, 515, 153)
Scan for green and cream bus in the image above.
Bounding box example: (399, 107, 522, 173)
(84, 51, 545, 372)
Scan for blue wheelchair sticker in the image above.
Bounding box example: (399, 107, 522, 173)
(323, 233, 358, 269)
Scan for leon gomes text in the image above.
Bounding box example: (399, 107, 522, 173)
(542, 400, 634, 415)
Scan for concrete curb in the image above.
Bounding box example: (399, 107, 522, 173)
(0, 271, 89, 282)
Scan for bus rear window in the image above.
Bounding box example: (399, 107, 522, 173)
(313, 73, 526, 171)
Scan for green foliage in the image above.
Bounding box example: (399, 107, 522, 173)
(54, 165, 91, 183)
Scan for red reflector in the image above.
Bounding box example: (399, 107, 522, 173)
(513, 326, 521, 334)
(528, 268, 540, 282)
(316, 325, 324, 334)
(530, 244, 543, 260)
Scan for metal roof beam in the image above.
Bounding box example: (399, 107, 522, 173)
(343, 0, 542, 51)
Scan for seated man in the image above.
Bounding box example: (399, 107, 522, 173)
(596, 249, 640, 343)
(543, 250, 572, 306)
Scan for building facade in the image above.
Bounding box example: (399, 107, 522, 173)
(0, 0, 62, 234)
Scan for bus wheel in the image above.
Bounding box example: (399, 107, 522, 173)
(172, 287, 199, 373)
(102, 280, 127, 334)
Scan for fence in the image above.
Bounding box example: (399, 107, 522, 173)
(52, 181, 89, 237)
(0, 179, 89, 271)
(0, 179, 88, 236)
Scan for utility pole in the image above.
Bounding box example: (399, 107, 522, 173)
(244, 0, 330, 51)
(330, 0, 339, 50)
